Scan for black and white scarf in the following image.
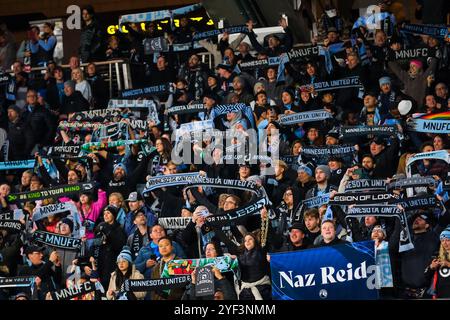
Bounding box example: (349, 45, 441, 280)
(346, 204, 414, 252)
(120, 83, 172, 99)
(50, 281, 103, 300)
(71, 109, 122, 122)
(47, 145, 82, 159)
(329, 191, 401, 205)
(167, 103, 206, 115)
(143, 172, 200, 194)
(279, 110, 332, 125)
(32, 230, 81, 250)
(386, 176, 437, 190)
(300, 144, 358, 166)
(339, 125, 398, 139)
(120, 276, 191, 292)
(345, 179, 387, 192)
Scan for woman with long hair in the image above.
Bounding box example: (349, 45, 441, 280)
(106, 246, 145, 300)
(236, 232, 271, 300)
(70, 189, 107, 240)
(108, 192, 128, 229)
(425, 227, 450, 299)
(151, 138, 172, 175)
(71, 67, 92, 102)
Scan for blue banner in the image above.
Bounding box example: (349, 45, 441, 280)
(0, 159, 35, 171)
(270, 241, 379, 300)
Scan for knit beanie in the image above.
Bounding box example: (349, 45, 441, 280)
(440, 226, 450, 240)
(315, 165, 331, 179)
(61, 217, 74, 232)
(116, 246, 133, 263)
(113, 163, 128, 176)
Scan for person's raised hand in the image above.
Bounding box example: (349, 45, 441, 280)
(246, 20, 254, 32)
(211, 266, 223, 280)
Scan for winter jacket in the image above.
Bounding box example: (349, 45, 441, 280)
(313, 236, 348, 248)
(61, 91, 90, 114)
(151, 256, 185, 300)
(106, 265, 145, 300)
(61, 189, 107, 240)
(388, 58, 437, 106)
(372, 138, 399, 179)
(7, 117, 28, 160)
(134, 241, 186, 278)
(86, 74, 109, 109)
(17, 260, 62, 300)
(95, 221, 127, 290)
(79, 19, 106, 62)
(401, 229, 440, 289)
(22, 104, 55, 154)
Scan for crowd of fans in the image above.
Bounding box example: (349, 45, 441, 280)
(0, 2, 449, 300)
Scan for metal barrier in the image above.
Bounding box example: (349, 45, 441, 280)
(21, 59, 132, 98)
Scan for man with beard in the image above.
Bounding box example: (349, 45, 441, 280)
(305, 165, 337, 200)
(124, 192, 156, 237)
(279, 223, 311, 252)
(400, 211, 441, 298)
(177, 53, 209, 101)
(106, 163, 129, 197)
(126, 209, 150, 259)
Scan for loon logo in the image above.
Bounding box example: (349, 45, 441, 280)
(319, 289, 328, 299)
(440, 267, 450, 278)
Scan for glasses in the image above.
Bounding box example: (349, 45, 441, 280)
(285, 192, 293, 196)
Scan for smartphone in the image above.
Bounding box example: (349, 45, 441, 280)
(150, 254, 157, 261)
(79, 226, 86, 238)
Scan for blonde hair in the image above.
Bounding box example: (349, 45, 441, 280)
(71, 67, 85, 82)
(109, 192, 127, 211)
(439, 244, 450, 262)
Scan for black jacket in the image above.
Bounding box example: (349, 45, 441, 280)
(17, 260, 62, 300)
(46, 80, 64, 112)
(95, 221, 127, 289)
(61, 91, 90, 114)
(87, 74, 109, 109)
(372, 138, 399, 179)
(7, 117, 28, 160)
(400, 229, 440, 289)
(23, 104, 55, 154)
(313, 236, 348, 248)
(79, 19, 106, 62)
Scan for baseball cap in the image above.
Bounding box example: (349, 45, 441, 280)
(126, 191, 143, 202)
(24, 245, 44, 255)
(370, 137, 386, 146)
(289, 222, 306, 233)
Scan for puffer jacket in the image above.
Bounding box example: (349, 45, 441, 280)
(106, 265, 145, 300)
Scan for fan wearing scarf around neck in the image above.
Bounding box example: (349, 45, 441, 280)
(107, 246, 145, 300)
